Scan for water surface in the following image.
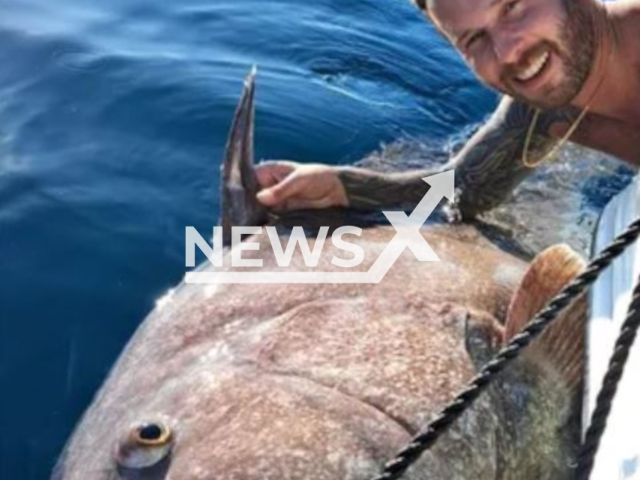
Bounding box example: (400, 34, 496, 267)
(0, 0, 631, 478)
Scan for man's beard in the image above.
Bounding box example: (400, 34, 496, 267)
(501, 0, 597, 110)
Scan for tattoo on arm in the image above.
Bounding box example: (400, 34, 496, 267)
(337, 166, 438, 210)
(336, 96, 580, 218)
(450, 97, 580, 219)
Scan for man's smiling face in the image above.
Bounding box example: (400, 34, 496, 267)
(429, 0, 596, 110)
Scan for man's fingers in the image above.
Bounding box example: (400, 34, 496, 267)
(256, 173, 307, 207)
(254, 161, 342, 211)
(254, 167, 280, 189)
(255, 161, 299, 188)
(255, 187, 281, 207)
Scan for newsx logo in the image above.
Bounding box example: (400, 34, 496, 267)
(184, 170, 454, 284)
(187, 225, 367, 269)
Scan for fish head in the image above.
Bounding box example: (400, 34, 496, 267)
(52, 241, 587, 480)
(53, 70, 588, 480)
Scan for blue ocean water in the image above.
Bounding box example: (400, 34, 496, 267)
(3, 0, 615, 479)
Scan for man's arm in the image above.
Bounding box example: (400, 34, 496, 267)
(338, 96, 578, 219)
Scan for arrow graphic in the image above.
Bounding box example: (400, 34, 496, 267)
(186, 170, 454, 284)
(410, 169, 455, 225)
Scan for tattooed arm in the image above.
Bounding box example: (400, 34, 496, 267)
(255, 97, 580, 217)
(337, 96, 578, 219)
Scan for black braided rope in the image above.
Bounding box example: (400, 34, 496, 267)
(575, 273, 640, 480)
(370, 218, 640, 480)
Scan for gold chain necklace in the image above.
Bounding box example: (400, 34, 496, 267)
(521, 105, 590, 168)
(521, 74, 607, 169)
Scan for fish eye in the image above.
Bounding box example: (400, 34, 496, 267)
(134, 422, 171, 446)
(115, 420, 174, 470)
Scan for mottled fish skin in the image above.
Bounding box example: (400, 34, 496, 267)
(52, 224, 584, 480)
(53, 72, 585, 480)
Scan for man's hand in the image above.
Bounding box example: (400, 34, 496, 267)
(255, 161, 349, 211)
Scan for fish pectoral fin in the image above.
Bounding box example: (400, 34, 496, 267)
(220, 67, 268, 246)
(505, 244, 587, 394)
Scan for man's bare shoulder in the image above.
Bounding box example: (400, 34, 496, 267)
(613, 1, 640, 47)
(628, 7, 640, 49)
(618, 0, 640, 20)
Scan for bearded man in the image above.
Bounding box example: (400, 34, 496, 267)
(254, 0, 640, 219)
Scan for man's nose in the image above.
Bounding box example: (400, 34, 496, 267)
(492, 30, 526, 65)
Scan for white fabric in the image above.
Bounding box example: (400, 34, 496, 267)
(588, 175, 640, 480)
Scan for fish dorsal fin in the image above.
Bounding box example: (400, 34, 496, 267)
(505, 244, 587, 393)
(221, 68, 268, 245)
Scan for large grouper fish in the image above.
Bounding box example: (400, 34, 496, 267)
(53, 71, 588, 480)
